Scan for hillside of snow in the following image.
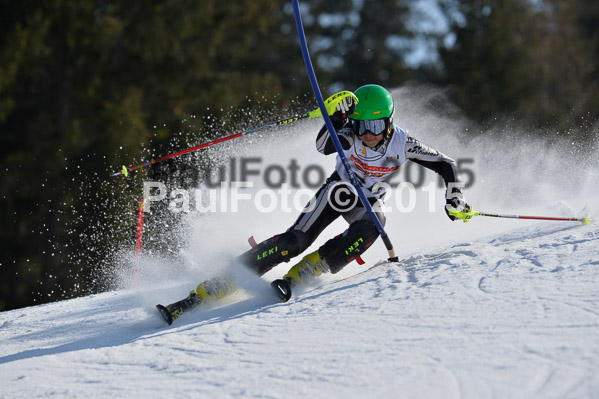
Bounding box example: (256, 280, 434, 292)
(1, 220, 598, 398)
(1, 85, 598, 397)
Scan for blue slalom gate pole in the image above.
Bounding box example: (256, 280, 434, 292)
(291, 0, 398, 261)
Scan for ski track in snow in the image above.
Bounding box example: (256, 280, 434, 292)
(1, 221, 598, 398)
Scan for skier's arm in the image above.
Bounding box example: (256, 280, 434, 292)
(404, 136, 471, 220)
(404, 136, 459, 187)
(316, 123, 354, 155)
(316, 94, 356, 155)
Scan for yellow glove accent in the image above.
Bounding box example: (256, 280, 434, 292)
(447, 206, 479, 223)
(308, 91, 359, 118)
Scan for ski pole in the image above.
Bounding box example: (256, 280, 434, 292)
(111, 91, 355, 177)
(292, 0, 398, 262)
(448, 207, 590, 224)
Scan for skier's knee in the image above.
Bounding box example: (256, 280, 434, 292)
(238, 230, 302, 276)
(319, 219, 380, 274)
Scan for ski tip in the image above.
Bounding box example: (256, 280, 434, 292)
(156, 304, 173, 325)
(270, 279, 292, 302)
(582, 217, 590, 225)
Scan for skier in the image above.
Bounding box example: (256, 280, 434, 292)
(158, 84, 471, 322)
(200, 85, 470, 295)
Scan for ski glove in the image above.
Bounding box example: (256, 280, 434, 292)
(445, 192, 471, 221)
(330, 95, 356, 128)
(335, 95, 356, 116)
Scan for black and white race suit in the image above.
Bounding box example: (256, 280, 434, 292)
(239, 122, 461, 275)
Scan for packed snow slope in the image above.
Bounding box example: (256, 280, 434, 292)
(1, 220, 598, 398)
(1, 85, 598, 398)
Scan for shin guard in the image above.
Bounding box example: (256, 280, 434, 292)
(238, 231, 302, 276)
(319, 219, 380, 274)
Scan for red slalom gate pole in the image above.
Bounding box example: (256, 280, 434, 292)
(134, 199, 145, 276)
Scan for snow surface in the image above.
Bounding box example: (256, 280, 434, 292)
(1, 85, 598, 398)
(1, 221, 598, 398)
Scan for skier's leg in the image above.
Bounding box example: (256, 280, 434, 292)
(191, 230, 303, 307)
(196, 177, 345, 303)
(238, 174, 346, 276)
(320, 215, 383, 273)
(172, 276, 238, 311)
(159, 276, 239, 323)
(237, 230, 305, 276)
(194, 276, 237, 301)
(283, 201, 385, 285)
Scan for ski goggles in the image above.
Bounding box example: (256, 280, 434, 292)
(351, 118, 389, 136)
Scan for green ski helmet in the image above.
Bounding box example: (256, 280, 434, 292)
(348, 84, 394, 138)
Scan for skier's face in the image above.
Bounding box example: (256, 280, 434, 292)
(361, 132, 384, 148)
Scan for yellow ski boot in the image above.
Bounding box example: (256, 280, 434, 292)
(195, 277, 237, 301)
(283, 250, 330, 286)
(157, 277, 237, 325)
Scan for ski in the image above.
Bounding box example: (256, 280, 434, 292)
(157, 279, 293, 326)
(271, 279, 293, 302)
(156, 304, 176, 325)
(156, 292, 201, 325)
